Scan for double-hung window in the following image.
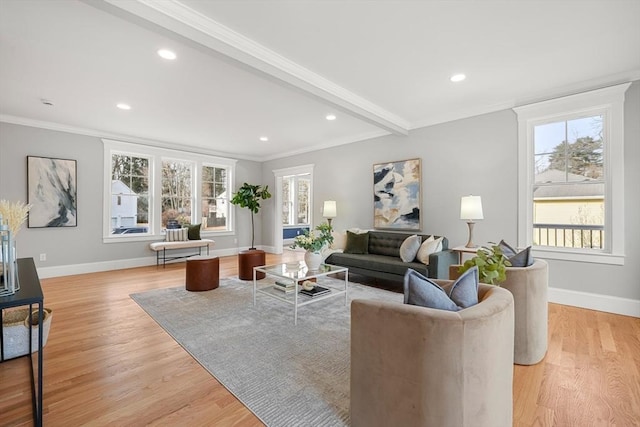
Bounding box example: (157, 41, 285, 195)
(514, 83, 629, 264)
(103, 140, 236, 240)
(282, 173, 310, 227)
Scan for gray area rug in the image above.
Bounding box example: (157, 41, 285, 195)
(130, 276, 402, 427)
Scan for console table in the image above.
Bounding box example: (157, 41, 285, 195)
(0, 258, 44, 426)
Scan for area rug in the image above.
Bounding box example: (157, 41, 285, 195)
(130, 276, 402, 427)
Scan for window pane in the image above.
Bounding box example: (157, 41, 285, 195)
(297, 178, 309, 224)
(201, 166, 229, 231)
(534, 122, 565, 155)
(110, 154, 150, 234)
(282, 178, 291, 225)
(162, 160, 192, 228)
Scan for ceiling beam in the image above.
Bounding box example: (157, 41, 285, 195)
(97, 0, 410, 135)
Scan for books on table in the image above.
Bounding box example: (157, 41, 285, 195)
(273, 279, 295, 293)
(299, 285, 330, 297)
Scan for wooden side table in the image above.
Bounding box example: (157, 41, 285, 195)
(450, 245, 480, 264)
(238, 249, 266, 280)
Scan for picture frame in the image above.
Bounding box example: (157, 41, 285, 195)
(27, 156, 77, 228)
(373, 158, 421, 231)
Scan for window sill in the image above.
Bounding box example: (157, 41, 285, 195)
(532, 247, 624, 265)
(103, 234, 160, 244)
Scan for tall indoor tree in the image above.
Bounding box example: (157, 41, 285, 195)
(230, 182, 272, 250)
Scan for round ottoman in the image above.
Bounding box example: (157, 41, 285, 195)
(185, 255, 219, 291)
(238, 249, 266, 280)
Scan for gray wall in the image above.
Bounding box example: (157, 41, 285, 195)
(263, 81, 640, 301)
(0, 123, 262, 271)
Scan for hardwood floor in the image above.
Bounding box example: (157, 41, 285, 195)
(1, 253, 639, 426)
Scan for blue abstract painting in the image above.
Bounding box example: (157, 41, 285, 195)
(28, 156, 77, 228)
(373, 158, 421, 230)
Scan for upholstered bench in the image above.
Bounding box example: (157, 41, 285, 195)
(149, 239, 215, 267)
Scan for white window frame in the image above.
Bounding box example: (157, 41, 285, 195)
(514, 83, 629, 265)
(103, 139, 236, 242)
(282, 173, 311, 228)
(273, 164, 315, 253)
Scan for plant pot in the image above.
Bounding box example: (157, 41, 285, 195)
(2, 307, 53, 360)
(304, 251, 322, 271)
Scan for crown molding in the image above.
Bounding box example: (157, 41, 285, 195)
(99, 0, 409, 135)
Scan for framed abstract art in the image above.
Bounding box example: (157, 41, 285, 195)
(27, 156, 77, 228)
(373, 158, 421, 231)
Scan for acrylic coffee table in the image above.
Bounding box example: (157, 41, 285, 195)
(253, 262, 349, 325)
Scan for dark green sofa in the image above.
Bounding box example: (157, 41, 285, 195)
(324, 231, 457, 288)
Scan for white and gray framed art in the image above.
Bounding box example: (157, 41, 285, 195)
(27, 156, 77, 228)
(373, 158, 421, 231)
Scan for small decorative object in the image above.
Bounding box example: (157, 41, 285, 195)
(458, 244, 511, 285)
(460, 195, 484, 248)
(230, 182, 272, 250)
(290, 223, 334, 270)
(301, 280, 315, 291)
(0, 200, 31, 296)
(27, 156, 77, 228)
(322, 200, 337, 227)
(373, 158, 421, 231)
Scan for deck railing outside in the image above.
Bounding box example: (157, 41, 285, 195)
(533, 223, 604, 249)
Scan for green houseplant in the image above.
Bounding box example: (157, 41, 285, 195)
(458, 244, 512, 285)
(230, 183, 272, 250)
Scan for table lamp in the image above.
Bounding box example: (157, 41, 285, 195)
(323, 201, 337, 227)
(460, 195, 483, 248)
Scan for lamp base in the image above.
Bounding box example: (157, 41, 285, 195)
(465, 221, 477, 248)
(326, 218, 333, 228)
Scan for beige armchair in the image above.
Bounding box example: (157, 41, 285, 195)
(350, 282, 514, 427)
(500, 259, 549, 365)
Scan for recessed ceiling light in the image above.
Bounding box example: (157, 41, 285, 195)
(117, 103, 131, 110)
(259, 136, 269, 142)
(450, 73, 466, 82)
(326, 114, 337, 121)
(157, 49, 177, 60)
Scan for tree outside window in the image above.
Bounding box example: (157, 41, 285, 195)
(161, 160, 192, 228)
(202, 166, 228, 230)
(110, 154, 149, 233)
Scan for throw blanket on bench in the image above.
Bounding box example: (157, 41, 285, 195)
(149, 239, 215, 267)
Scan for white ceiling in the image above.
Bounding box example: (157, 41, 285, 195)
(1, 0, 639, 161)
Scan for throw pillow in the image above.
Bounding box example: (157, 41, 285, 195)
(416, 236, 444, 264)
(404, 267, 480, 311)
(166, 227, 189, 242)
(331, 230, 347, 250)
(447, 266, 479, 309)
(399, 234, 422, 262)
(187, 223, 202, 240)
(343, 231, 369, 254)
(498, 240, 533, 267)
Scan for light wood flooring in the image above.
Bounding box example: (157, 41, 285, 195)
(1, 252, 639, 426)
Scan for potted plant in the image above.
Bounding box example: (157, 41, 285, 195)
(230, 183, 272, 250)
(290, 222, 334, 270)
(458, 244, 512, 285)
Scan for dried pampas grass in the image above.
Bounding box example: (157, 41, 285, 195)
(0, 200, 31, 236)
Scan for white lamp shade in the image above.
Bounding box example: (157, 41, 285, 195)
(323, 200, 337, 218)
(460, 196, 483, 220)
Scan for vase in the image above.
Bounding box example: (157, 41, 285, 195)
(304, 251, 322, 271)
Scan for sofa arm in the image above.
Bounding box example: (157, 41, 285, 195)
(428, 250, 458, 279)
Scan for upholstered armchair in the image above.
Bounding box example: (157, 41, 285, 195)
(500, 259, 549, 365)
(350, 282, 514, 427)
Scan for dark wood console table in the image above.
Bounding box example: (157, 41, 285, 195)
(0, 258, 44, 426)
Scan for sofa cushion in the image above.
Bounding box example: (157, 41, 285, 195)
(498, 240, 533, 267)
(404, 269, 459, 311)
(416, 235, 443, 264)
(404, 267, 479, 311)
(325, 252, 428, 277)
(399, 234, 422, 262)
(188, 223, 202, 240)
(331, 230, 347, 250)
(344, 231, 369, 254)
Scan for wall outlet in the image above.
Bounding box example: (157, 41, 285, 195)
(39, 253, 46, 261)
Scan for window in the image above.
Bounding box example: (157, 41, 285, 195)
(201, 165, 229, 231)
(161, 160, 193, 228)
(110, 153, 150, 234)
(103, 140, 236, 240)
(282, 173, 310, 226)
(514, 83, 629, 264)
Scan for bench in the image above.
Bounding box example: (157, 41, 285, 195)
(149, 239, 215, 267)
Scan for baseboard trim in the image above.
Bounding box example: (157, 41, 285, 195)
(548, 286, 640, 318)
(36, 247, 245, 278)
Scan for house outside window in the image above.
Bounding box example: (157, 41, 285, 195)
(103, 140, 236, 240)
(514, 83, 629, 265)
